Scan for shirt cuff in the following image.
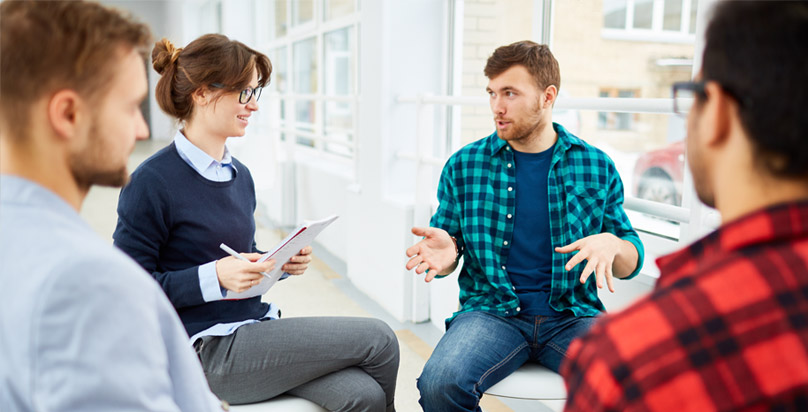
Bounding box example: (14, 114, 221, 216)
(199, 261, 225, 302)
(621, 235, 645, 280)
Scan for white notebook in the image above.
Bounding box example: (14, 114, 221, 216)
(224, 215, 339, 300)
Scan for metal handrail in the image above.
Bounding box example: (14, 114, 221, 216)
(397, 95, 675, 114)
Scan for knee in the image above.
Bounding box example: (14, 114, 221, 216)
(364, 318, 400, 360)
(336, 384, 385, 412)
(418, 358, 470, 403)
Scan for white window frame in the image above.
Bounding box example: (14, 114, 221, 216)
(602, 0, 697, 44)
(256, 0, 361, 173)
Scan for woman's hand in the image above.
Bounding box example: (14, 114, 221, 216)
(216, 253, 275, 293)
(282, 246, 313, 276)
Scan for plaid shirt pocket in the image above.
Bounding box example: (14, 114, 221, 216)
(566, 185, 607, 240)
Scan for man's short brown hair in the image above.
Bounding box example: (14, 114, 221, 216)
(484, 40, 560, 92)
(0, 0, 151, 141)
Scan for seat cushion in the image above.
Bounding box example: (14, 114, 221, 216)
(229, 395, 328, 412)
(484, 363, 567, 400)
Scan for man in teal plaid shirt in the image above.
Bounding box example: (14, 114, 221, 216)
(406, 41, 644, 412)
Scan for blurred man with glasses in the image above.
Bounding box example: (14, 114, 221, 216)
(562, 2, 808, 411)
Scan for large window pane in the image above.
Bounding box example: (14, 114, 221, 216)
(293, 37, 317, 146)
(456, 0, 701, 239)
(604, 112, 687, 239)
(555, 2, 697, 97)
(632, 0, 654, 29)
(689, 0, 698, 34)
(270, 47, 288, 141)
(663, 0, 683, 31)
(271, 47, 289, 93)
(603, 0, 627, 29)
(324, 27, 355, 156)
(274, 0, 287, 38)
(292, 0, 314, 26)
(324, 0, 355, 21)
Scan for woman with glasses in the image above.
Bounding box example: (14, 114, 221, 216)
(113, 34, 399, 412)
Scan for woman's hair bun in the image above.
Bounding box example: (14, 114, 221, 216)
(152, 38, 181, 75)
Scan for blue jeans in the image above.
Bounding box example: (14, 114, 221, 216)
(417, 311, 597, 412)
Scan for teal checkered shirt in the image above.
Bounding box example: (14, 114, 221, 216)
(431, 123, 644, 322)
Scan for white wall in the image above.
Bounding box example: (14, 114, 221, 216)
(341, 0, 450, 321)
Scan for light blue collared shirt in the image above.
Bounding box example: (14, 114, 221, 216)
(0, 175, 221, 411)
(174, 129, 237, 183)
(173, 131, 280, 344)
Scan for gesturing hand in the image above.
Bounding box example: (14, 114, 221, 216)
(216, 253, 276, 293)
(405, 227, 457, 282)
(282, 246, 313, 276)
(555, 233, 622, 293)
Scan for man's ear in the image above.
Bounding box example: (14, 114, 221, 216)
(542, 85, 558, 109)
(699, 81, 733, 148)
(47, 90, 84, 141)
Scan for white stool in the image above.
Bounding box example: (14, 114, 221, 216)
(229, 395, 327, 412)
(484, 363, 566, 412)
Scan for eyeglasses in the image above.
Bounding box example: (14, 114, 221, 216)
(210, 83, 263, 105)
(672, 81, 706, 116)
(672, 80, 751, 117)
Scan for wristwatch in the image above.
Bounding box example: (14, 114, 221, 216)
(450, 236, 464, 261)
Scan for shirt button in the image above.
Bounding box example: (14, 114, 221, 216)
(516, 307, 521, 312)
(501, 265, 506, 270)
(503, 241, 509, 245)
(512, 286, 516, 291)
(508, 187, 513, 192)
(507, 163, 512, 168)
(507, 214, 513, 219)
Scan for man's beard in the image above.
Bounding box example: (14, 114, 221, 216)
(495, 98, 544, 143)
(69, 121, 130, 191)
(499, 116, 542, 142)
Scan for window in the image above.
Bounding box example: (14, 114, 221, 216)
(262, 0, 359, 159)
(293, 37, 317, 146)
(452, 0, 702, 243)
(323, 27, 356, 156)
(292, 0, 313, 27)
(598, 89, 639, 130)
(602, 0, 700, 41)
(324, 0, 355, 21)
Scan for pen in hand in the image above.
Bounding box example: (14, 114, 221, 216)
(219, 243, 271, 278)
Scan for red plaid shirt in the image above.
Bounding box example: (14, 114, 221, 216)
(562, 202, 808, 412)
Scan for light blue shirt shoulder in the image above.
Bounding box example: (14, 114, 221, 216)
(0, 176, 220, 411)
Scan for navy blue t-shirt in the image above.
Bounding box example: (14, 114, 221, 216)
(508, 144, 557, 316)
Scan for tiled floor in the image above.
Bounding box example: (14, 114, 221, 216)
(80, 139, 553, 412)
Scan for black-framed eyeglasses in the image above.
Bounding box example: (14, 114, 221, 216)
(672, 81, 706, 117)
(211, 83, 263, 104)
(672, 80, 751, 117)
